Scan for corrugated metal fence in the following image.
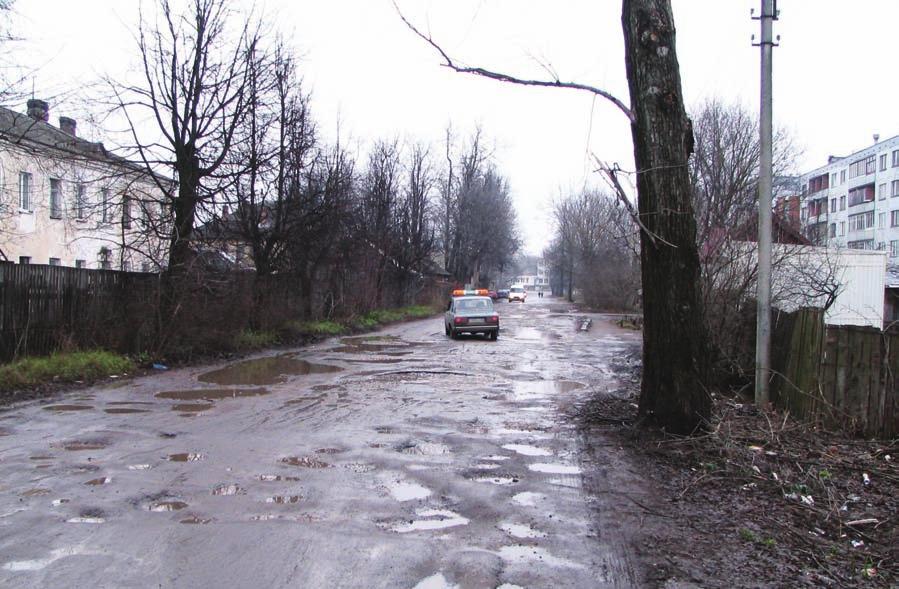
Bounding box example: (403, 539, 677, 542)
(771, 308, 898, 438)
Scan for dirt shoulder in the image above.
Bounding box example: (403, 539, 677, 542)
(576, 359, 897, 588)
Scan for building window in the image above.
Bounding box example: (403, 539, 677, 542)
(880, 154, 888, 171)
(18, 172, 32, 211)
(848, 211, 875, 231)
(75, 183, 86, 220)
(847, 239, 875, 250)
(880, 183, 887, 200)
(807, 173, 829, 193)
(18, 256, 30, 264)
(122, 195, 132, 229)
(830, 198, 836, 213)
(101, 188, 110, 223)
(892, 180, 899, 198)
(840, 221, 845, 236)
(75, 259, 86, 269)
(808, 198, 827, 217)
(49, 178, 62, 219)
(831, 173, 837, 186)
(829, 223, 836, 238)
(840, 170, 846, 184)
(893, 149, 899, 167)
(98, 247, 112, 270)
(49, 258, 60, 266)
(892, 210, 899, 227)
(848, 184, 875, 207)
(839, 195, 846, 210)
(879, 213, 886, 229)
(892, 240, 899, 258)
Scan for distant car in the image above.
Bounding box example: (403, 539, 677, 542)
(445, 290, 500, 340)
(508, 285, 527, 303)
(496, 289, 509, 300)
(487, 290, 499, 300)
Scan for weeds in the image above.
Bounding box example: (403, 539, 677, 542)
(0, 351, 134, 391)
(286, 320, 346, 336)
(233, 330, 279, 350)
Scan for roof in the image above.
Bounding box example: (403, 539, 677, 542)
(0, 104, 151, 177)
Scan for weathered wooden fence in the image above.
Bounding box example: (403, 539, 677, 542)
(771, 308, 898, 438)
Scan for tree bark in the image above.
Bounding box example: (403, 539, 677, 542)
(622, 0, 710, 433)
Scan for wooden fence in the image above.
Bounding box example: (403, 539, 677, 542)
(771, 308, 898, 438)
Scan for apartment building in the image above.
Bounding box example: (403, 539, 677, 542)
(0, 99, 168, 270)
(798, 134, 899, 259)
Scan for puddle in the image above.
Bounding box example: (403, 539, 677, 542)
(511, 380, 583, 401)
(212, 483, 244, 496)
(472, 463, 500, 470)
(412, 573, 458, 589)
(51, 499, 70, 506)
(42, 405, 93, 412)
(59, 439, 109, 451)
(148, 501, 188, 512)
(198, 356, 342, 386)
(497, 546, 585, 569)
(20, 488, 51, 497)
(258, 474, 300, 482)
(334, 336, 425, 355)
(180, 515, 212, 524)
(166, 453, 205, 462)
(481, 455, 510, 461)
(30, 455, 54, 461)
(281, 456, 330, 468)
(528, 463, 582, 475)
(386, 481, 432, 502)
(84, 477, 110, 486)
(396, 440, 451, 456)
(67, 516, 105, 524)
(172, 403, 214, 413)
(266, 495, 302, 504)
(341, 357, 406, 364)
(156, 389, 268, 401)
(392, 509, 469, 533)
(502, 444, 553, 457)
(104, 408, 151, 414)
(512, 492, 546, 507)
(128, 464, 151, 471)
(474, 476, 518, 486)
(500, 522, 547, 539)
(107, 401, 155, 406)
(315, 447, 345, 455)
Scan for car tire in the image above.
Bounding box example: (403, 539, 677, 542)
(450, 328, 458, 340)
(445, 324, 450, 336)
(491, 331, 499, 341)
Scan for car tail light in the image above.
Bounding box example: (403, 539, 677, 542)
(454, 317, 468, 325)
(487, 315, 499, 324)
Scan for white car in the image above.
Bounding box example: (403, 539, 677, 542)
(508, 285, 527, 302)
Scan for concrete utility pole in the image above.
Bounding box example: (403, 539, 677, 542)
(754, 0, 778, 406)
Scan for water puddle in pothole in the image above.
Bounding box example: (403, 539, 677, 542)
(172, 403, 214, 413)
(212, 484, 244, 496)
(198, 356, 342, 386)
(499, 522, 547, 539)
(510, 380, 583, 401)
(43, 405, 93, 412)
(497, 546, 584, 569)
(474, 476, 518, 485)
(511, 492, 546, 507)
(258, 474, 300, 482)
(104, 408, 151, 414)
(157, 388, 269, 401)
(266, 495, 302, 504)
(148, 501, 188, 512)
(281, 456, 330, 468)
(180, 515, 212, 524)
(166, 453, 205, 462)
(396, 440, 451, 456)
(528, 463, 582, 475)
(20, 488, 51, 497)
(30, 455, 54, 461)
(502, 444, 553, 457)
(58, 439, 109, 451)
(84, 477, 110, 486)
(386, 480, 432, 502)
(391, 509, 469, 533)
(333, 336, 425, 355)
(315, 447, 345, 454)
(107, 401, 155, 406)
(51, 498, 70, 506)
(68, 508, 106, 523)
(128, 464, 151, 471)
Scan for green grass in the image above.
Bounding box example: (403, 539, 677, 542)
(0, 350, 134, 390)
(233, 329, 280, 350)
(353, 304, 440, 330)
(286, 320, 347, 336)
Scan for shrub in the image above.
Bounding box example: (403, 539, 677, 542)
(233, 329, 279, 350)
(0, 350, 134, 391)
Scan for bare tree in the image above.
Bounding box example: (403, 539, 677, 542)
(110, 0, 261, 273)
(398, 0, 711, 433)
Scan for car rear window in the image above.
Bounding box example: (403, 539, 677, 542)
(511, 287, 524, 293)
(457, 298, 493, 312)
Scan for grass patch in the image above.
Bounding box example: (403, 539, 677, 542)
(352, 304, 440, 330)
(233, 329, 279, 350)
(286, 320, 347, 336)
(0, 350, 134, 391)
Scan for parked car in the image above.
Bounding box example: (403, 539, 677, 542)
(508, 285, 527, 303)
(496, 289, 509, 300)
(487, 290, 499, 300)
(445, 290, 500, 340)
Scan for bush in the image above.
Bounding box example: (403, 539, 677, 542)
(0, 350, 134, 391)
(285, 320, 346, 336)
(233, 329, 279, 350)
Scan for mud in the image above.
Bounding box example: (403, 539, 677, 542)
(156, 388, 269, 401)
(103, 408, 150, 414)
(198, 356, 341, 386)
(280, 456, 330, 468)
(42, 405, 93, 412)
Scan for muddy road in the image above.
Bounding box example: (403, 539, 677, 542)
(0, 296, 643, 588)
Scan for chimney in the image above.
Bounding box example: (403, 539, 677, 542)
(873, 133, 880, 144)
(59, 116, 77, 137)
(26, 99, 49, 122)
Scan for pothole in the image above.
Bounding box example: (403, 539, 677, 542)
(156, 389, 268, 401)
(180, 515, 212, 524)
(499, 522, 547, 539)
(148, 500, 188, 512)
(58, 439, 109, 451)
(389, 509, 469, 533)
(527, 463, 582, 475)
(84, 477, 110, 486)
(211, 483, 244, 496)
(502, 444, 553, 457)
(198, 356, 342, 386)
(396, 440, 451, 456)
(258, 474, 300, 482)
(172, 403, 214, 413)
(266, 495, 302, 504)
(386, 480, 432, 502)
(166, 452, 205, 462)
(43, 405, 93, 412)
(104, 408, 151, 414)
(281, 456, 330, 468)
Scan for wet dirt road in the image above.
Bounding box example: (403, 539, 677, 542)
(0, 296, 642, 588)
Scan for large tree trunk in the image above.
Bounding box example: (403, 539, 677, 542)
(622, 0, 710, 433)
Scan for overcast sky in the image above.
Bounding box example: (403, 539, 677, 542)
(7, 1, 899, 254)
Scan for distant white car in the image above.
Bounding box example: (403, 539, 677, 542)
(508, 285, 527, 303)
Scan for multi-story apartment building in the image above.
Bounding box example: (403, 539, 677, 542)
(0, 99, 168, 271)
(798, 134, 899, 259)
